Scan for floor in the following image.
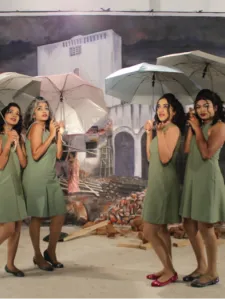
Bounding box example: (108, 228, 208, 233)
(0, 226, 225, 298)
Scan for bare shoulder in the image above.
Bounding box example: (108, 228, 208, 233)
(29, 123, 44, 139)
(30, 123, 43, 134)
(166, 124, 180, 135)
(211, 122, 225, 133)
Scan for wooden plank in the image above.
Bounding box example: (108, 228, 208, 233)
(117, 243, 143, 250)
(172, 240, 190, 247)
(139, 243, 152, 250)
(117, 242, 152, 250)
(63, 220, 108, 242)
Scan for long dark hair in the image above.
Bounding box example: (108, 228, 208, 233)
(194, 89, 225, 125)
(23, 96, 53, 130)
(0, 102, 23, 135)
(154, 93, 186, 134)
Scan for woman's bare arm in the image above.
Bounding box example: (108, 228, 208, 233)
(29, 124, 55, 161)
(146, 131, 153, 161)
(16, 139, 27, 168)
(0, 135, 13, 170)
(56, 133, 63, 160)
(157, 126, 180, 164)
(184, 127, 193, 154)
(195, 122, 225, 159)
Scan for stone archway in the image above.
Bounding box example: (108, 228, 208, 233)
(114, 131, 135, 177)
(141, 132, 149, 180)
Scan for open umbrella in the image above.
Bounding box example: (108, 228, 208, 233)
(37, 73, 108, 134)
(157, 50, 225, 101)
(0, 72, 41, 111)
(105, 63, 199, 106)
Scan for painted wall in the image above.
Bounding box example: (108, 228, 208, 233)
(37, 29, 122, 107)
(1, 0, 225, 12)
(0, 0, 150, 12)
(1, 15, 225, 180)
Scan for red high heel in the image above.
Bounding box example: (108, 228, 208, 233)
(151, 273, 178, 287)
(146, 273, 160, 280)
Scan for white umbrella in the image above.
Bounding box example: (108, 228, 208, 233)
(105, 63, 199, 106)
(37, 73, 108, 134)
(0, 72, 41, 111)
(157, 50, 225, 101)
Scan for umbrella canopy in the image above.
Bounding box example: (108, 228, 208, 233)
(157, 50, 225, 101)
(0, 72, 41, 111)
(36, 73, 108, 134)
(105, 63, 199, 106)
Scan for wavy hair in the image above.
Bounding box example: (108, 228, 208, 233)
(0, 102, 23, 135)
(194, 89, 225, 125)
(154, 93, 186, 134)
(23, 96, 53, 131)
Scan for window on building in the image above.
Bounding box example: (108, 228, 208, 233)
(86, 142, 97, 158)
(103, 33, 107, 39)
(69, 45, 82, 56)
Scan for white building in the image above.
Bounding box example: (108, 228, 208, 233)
(37, 29, 122, 107)
(37, 29, 154, 179)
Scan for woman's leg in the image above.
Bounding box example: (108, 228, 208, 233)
(197, 222, 218, 282)
(143, 222, 176, 282)
(29, 217, 50, 267)
(0, 222, 15, 245)
(183, 218, 207, 276)
(47, 215, 65, 263)
(7, 221, 22, 271)
(150, 224, 172, 278)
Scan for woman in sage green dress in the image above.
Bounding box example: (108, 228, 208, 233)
(180, 89, 225, 288)
(143, 94, 185, 287)
(23, 96, 66, 272)
(0, 103, 27, 277)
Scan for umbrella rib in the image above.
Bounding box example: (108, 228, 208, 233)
(39, 77, 61, 93)
(131, 76, 151, 103)
(208, 67, 214, 91)
(210, 66, 225, 78)
(170, 76, 193, 99)
(108, 73, 150, 92)
(61, 74, 70, 94)
(157, 74, 165, 96)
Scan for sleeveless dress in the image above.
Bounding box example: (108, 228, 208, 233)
(180, 122, 225, 223)
(22, 128, 66, 218)
(0, 134, 27, 223)
(142, 124, 181, 224)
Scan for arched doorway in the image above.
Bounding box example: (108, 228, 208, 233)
(141, 132, 149, 180)
(114, 132, 134, 177)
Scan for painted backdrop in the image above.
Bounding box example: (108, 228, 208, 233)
(1, 15, 225, 224)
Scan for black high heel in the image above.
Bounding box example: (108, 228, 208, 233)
(5, 265, 25, 277)
(43, 250, 64, 268)
(33, 257, 54, 271)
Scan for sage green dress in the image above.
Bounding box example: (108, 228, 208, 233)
(180, 122, 225, 223)
(0, 134, 27, 223)
(142, 124, 181, 224)
(22, 129, 66, 218)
